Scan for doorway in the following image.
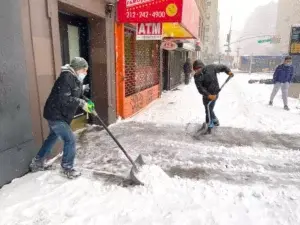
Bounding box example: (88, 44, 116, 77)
(59, 12, 91, 128)
(162, 50, 170, 91)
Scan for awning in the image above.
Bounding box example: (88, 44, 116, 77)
(117, 0, 200, 39)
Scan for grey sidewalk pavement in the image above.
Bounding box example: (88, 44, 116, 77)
(75, 121, 300, 187)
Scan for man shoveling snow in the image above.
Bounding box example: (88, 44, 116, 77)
(192, 60, 234, 135)
(28, 56, 162, 184)
(29, 57, 95, 179)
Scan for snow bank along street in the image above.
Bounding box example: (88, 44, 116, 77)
(1, 73, 300, 225)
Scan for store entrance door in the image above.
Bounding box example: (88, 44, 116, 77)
(59, 12, 91, 129)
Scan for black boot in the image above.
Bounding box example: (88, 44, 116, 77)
(284, 105, 290, 111)
(29, 157, 53, 172)
(269, 101, 273, 106)
(61, 168, 82, 179)
(213, 119, 220, 126)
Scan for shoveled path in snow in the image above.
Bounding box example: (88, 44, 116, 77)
(1, 73, 300, 225)
(76, 120, 300, 187)
(73, 74, 300, 185)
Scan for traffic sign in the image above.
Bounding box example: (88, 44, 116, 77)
(257, 39, 271, 44)
(258, 36, 281, 44)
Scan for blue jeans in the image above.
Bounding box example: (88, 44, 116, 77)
(36, 120, 76, 169)
(203, 97, 218, 127)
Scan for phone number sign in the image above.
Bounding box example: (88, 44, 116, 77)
(117, 0, 183, 23)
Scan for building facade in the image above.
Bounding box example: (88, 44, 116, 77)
(0, 0, 116, 187)
(116, 0, 201, 112)
(276, 0, 300, 54)
(115, 24, 161, 118)
(195, 0, 206, 59)
(1, 0, 203, 186)
(203, 0, 220, 63)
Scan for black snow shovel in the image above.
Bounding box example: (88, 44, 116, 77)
(196, 75, 233, 136)
(92, 111, 146, 185)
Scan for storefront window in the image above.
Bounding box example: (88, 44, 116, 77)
(136, 41, 155, 67)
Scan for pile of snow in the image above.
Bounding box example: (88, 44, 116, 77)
(134, 164, 172, 188)
(1, 171, 300, 225)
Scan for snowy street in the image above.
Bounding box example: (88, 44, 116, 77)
(1, 73, 300, 225)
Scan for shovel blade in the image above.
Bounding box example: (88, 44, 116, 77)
(134, 154, 146, 167)
(129, 154, 146, 185)
(194, 123, 208, 136)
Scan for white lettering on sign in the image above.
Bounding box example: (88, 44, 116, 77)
(137, 23, 161, 35)
(136, 23, 163, 40)
(126, 0, 154, 7)
(152, 23, 161, 34)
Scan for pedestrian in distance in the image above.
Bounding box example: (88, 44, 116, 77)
(184, 58, 193, 85)
(269, 56, 294, 110)
(193, 60, 234, 134)
(29, 57, 96, 179)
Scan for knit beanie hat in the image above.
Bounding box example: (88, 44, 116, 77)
(70, 57, 88, 71)
(193, 60, 205, 70)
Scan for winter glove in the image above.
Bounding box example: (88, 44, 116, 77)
(82, 100, 95, 113)
(208, 95, 217, 101)
(228, 72, 234, 77)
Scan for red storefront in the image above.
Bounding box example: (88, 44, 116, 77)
(116, 0, 200, 118)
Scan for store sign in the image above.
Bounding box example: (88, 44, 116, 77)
(136, 23, 162, 40)
(290, 25, 300, 55)
(117, 0, 183, 23)
(161, 41, 177, 50)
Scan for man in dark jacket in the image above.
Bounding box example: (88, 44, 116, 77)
(269, 56, 294, 110)
(184, 58, 193, 85)
(193, 60, 233, 131)
(30, 57, 95, 178)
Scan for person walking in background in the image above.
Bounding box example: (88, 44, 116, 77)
(183, 58, 193, 85)
(269, 56, 294, 110)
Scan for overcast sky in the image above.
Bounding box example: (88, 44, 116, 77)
(218, 0, 278, 50)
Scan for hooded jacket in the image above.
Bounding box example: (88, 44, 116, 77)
(43, 65, 84, 124)
(194, 64, 231, 97)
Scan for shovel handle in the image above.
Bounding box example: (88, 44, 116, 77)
(207, 76, 232, 125)
(93, 112, 137, 169)
(219, 76, 232, 92)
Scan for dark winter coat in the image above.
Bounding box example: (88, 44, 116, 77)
(183, 62, 192, 74)
(273, 64, 294, 83)
(43, 65, 84, 124)
(194, 64, 231, 97)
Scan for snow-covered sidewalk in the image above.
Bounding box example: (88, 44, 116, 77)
(1, 73, 300, 225)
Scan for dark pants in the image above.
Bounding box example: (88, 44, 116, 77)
(36, 120, 76, 169)
(203, 97, 218, 127)
(184, 73, 191, 85)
